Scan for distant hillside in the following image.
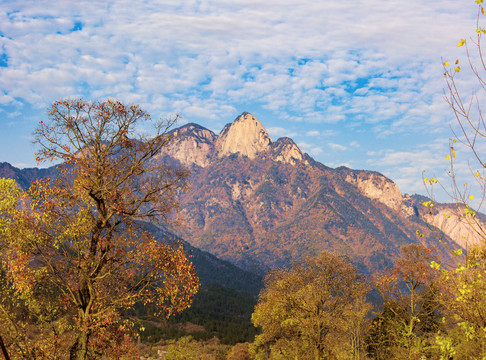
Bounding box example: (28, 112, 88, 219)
(0, 162, 58, 189)
(142, 222, 262, 295)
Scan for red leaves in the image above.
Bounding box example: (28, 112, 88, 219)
(5, 251, 36, 295)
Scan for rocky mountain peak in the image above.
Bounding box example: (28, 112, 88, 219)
(215, 113, 273, 159)
(156, 123, 217, 168)
(271, 137, 305, 165)
(172, 123, 216, 141)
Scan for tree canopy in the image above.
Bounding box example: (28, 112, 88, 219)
(0, 99, 199, 359)
(250, 252, 370, 360)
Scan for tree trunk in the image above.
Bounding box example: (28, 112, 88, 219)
(0, 335, 11, 360)
(69, 330, 89, 360)
(70, 271, 93, 360)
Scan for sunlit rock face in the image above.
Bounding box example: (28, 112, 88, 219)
(345, 171, 403, 211)
(423, 205, 485, 249)
(161, 112, 308, 168)
(215, 112, 273, 159)
(159, 123, 217, 168)
(271, 137, 305, 165)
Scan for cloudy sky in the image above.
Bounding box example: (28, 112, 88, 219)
(0, 0, 482, 199)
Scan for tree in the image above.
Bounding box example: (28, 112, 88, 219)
(368, 244, 443, 359)
(161, 336, 229, 360)
(250, 252, 370, 360)
(435, 245, 486, 358)
(434, 0, 486, 246)
(422, 1, 486, 358)
(226, 343, 251, 360)
(0, 99, 199, 359)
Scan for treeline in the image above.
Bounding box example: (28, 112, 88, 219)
(136, 243, 486, 360)
(248, 244, 486, 359)
(138, 283, 258, 345)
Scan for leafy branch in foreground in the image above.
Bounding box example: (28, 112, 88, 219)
(423, 1, 486, 358)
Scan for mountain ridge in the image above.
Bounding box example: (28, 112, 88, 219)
(1, 112, 480, 275)
(159, 113, 476, 272)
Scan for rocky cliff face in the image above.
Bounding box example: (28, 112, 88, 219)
(157, 123, 217, 168)
(420, 204, 485, 249)
(344, 170, 404, 211)
(161, 113, 306, 167)
(271, 137, 305, 165)
(215, 112, 272, 159)
(341, 168, 485, 249)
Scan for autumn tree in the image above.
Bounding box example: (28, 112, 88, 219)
(226, 343, 251, 360)
(367, 244, 442, 359)
(250, 252, 370, 360)
(0, 99, 199, 359)
(420, 1, 486, 357)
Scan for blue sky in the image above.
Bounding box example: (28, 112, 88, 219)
(0, 0, 481, 199)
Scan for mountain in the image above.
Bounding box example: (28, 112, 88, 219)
(156, 113, 474, 273)
(0, 162, 58, 189)
(0, 112, 478, 275)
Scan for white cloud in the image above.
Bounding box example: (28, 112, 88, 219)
(306, 130, 320, 136)
(297, 141, 323, 156)
(328, 143, 348, 151)
(12, 162, 32, 168)
(308, 147, 323, 156)
(0, 0, 480, 198)
(320, 129, 339, 137)
(267, 127, 297, 139)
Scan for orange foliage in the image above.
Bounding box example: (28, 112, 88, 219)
(0, 99, 199, 359)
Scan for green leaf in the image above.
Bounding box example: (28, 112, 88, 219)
(453, 249, 463, 256)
